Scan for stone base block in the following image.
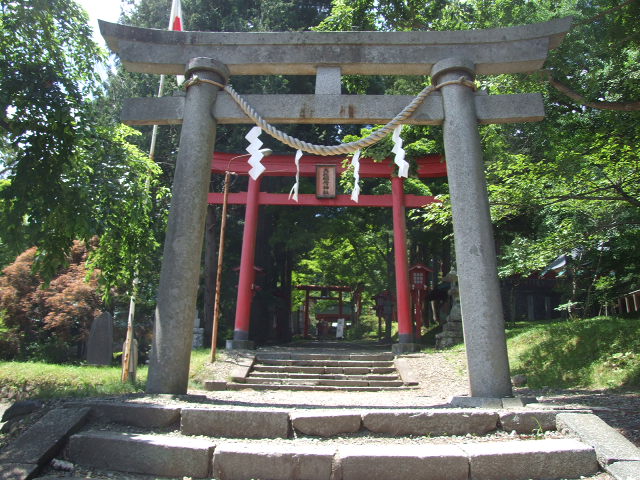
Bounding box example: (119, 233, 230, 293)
(225, 339, 255, 350)
(291, 411, 362, 437)
(87, 402, 180, 428)
(0, 407, 90, 466)
(212, 443, 335, 480)
(203, 380, 228, 391)
(462, 438, 598, 480)
(338, 444, 468, 480)
(391, 343, 421, 354)
(556, 413, 640, 465)
(607, 460, 640, 480)
(499, 410, 558, 433)
(67, 430, 215, 478)
(181, 408, 290, 438)
(362, 409, 498, 436)
(449, 396, 503, 409)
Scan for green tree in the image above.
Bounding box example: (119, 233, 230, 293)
(318, 0, 640, 316)
(0, 0, 164, 296)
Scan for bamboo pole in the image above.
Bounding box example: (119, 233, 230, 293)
(209, 171, 231, 362)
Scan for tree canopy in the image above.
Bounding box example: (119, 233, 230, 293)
(0, 0, 165, 296)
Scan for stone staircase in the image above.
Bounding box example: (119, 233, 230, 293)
(49, 399, 620, 480)
(226, 350, 416, 391)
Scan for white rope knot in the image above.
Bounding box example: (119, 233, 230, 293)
(184, 75, 227, 90)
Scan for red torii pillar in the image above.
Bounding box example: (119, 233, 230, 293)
(391, 176, 416, 352)
(228, 176, 261, 349)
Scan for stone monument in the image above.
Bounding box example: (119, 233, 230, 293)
(86, 312, 113, 366)
(435, 270, 465, 349)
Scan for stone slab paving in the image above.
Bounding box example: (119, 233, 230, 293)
(362, 409, 499, 436)
(64, 432, 602, 480)
(181, 407, 290, 438)
(212, 443, 336, 480)
(606, 460, 640, 480)
(337, 444, 469, 480)
(556, 413, 640, 465)
(0, 407, 90, 470)
(461, 438, 599, 480)
(291, 410, 363, 437)
(67, 430, 215, 479)
(68, 401, 180, 428)
(499, 410, 558, 433)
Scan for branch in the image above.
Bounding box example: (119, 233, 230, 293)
(575, 0, 637, 26)
(543, 70, 640, 111)
(0, 116, 11, 132)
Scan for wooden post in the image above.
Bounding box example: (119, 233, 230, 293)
(209, 171, 231, 362)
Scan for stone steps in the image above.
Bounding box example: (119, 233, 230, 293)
(61, 401, 607, 480)
(224, 382, 414, 391)
(248, 372, 400, 381)
(251, 365, 397, 374)
(67, 430, 598, 480)
(227, 349, 408, 391)
(237, 377, 405, 387)
(256, 359, 394, 368)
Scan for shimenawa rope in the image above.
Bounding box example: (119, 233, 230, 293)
(184, 76, 476, 156)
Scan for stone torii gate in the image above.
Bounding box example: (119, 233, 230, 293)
(100, 18, 572, 397)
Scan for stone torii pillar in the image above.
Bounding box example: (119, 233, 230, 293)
(146, 58, 228, 394)
(432, 58, 511, 397)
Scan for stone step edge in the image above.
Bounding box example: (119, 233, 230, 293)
(247, 373, 400, 380)
(255, 353, 394, 361)
(257, 359, 395, 367)
(234, 377, 404, 387)
(251, 366, 397, 374)
(222, 382, 412, 392)
(178, 407, 564, 439)
(68, 400, 593, 438)
(67, 431, 599, 480)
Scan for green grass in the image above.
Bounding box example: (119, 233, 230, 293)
(507, 316, 640, 389)
(0, 362, 148, 399)
(0, 348, 215, 400)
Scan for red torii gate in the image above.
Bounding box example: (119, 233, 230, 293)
(209, 152, 446, 350)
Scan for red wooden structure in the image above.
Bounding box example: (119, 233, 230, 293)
(209, 152, 447, 347)
(296, 285, 352, 337)
(409, 263, 433, 336)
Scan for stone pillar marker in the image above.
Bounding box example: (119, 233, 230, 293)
(147, 57, 229, 394)
(431, 57, 512, 398)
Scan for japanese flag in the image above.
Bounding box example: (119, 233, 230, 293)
(169, 0, 183, 31)
(169, 0, 184, 84)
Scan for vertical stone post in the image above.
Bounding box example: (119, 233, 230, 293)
(147, 58, 229, 394)
(227, 176, 262, 350)
(431, 58, 512, 398)
(391, 176, 419, 354)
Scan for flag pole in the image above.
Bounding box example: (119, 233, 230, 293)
(122, 0, 182, 383)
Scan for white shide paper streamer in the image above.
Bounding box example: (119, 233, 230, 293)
(245, 126, 266, 180)
(392, 125, 409, 178)
(288, 149, 303, 202)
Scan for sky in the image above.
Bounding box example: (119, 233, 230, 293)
(75, 0, 125, 46)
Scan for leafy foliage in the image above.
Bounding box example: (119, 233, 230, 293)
(0, 0, 165, 296)
(0, 241, 103, 361)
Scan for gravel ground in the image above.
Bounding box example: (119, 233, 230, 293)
(196, 348, 470, 408)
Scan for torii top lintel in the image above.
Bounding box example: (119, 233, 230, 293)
(100, 18, 571, 76)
